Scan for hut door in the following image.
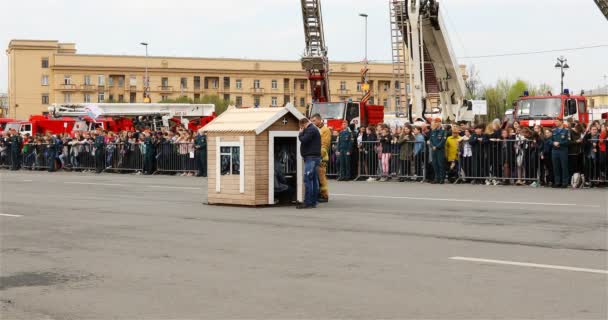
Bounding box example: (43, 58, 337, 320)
(269, 132, 303, 205)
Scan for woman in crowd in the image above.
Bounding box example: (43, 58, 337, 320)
(364, 126, 377, 181)
(379, 126, 392, 181)
(413, 126, 425, 180)
(569, 122, 585, 182)
(540, 128, 554, 186)
(398, 124, 414, 181)
(460, 128, 473, 182)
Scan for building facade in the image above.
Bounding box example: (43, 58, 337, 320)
(585, 85, 608, 108)
(6, 40, 405, 120)
(0, 93, 7, 117)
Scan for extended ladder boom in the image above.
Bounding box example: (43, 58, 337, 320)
(49, 103, 215, 118)
(391, 0, 470, 122)
(300, 0, 330, 103)
(595, 0, 608, 20)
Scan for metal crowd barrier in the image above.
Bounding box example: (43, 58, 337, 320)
(155, 143, 197, 173)
(356, 141, 426, 181)
(586, 139, 607, 184)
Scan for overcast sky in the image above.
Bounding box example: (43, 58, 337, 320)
(1, 0, 607, 94)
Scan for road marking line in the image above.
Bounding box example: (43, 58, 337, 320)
(332, 193, 600, 208)
(64, 182, 124, 187)
(148, 185, 202, 190)
(450, 257, 608, 275)
(23, 180, 33, 182)
(0, 213, 23, 218)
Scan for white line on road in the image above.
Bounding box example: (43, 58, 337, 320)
(450, 257, 608, 275)
(148, 185, 202, 190)
(65, 182, 125, 187)
(23, 180, 33, 182)
(333, 194, 600, 208)
(0, 213, 23, 218)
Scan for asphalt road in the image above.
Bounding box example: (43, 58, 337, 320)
(1, 171, 607, 319)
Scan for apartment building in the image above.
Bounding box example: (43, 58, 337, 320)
(6, 40, 405, 120)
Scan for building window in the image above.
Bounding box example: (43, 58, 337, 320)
(357, 82, 362, 92)
(41, 94, 49, 105)
(223, 94, 230, 102)
(41, 75, 49, 86)
(223, 77, 230, 89)
(284, 95, 290, 106)
(84, 94, 91, 103)
(194, 93, 201, 101)
(109, 94, 115, 102)
(394, 81, 400, 89)
(236, 80, 242, 89)
(340, 81, 347, 90)
(406, 84, 411, 93)
(130, 92, 136, 103)
(98, 92, 105, 102)
(220, 146, 241, 175)
(395, 96, 401, 106)
(271, 80, 278, 90)
(210, 79, 218, 89)
(253, 80, 261, 89)
(383, 99, 388, 107)
(300, 97, 305, 107)
(64, 93, 71, 103)
(84, 75, 92, 85)
(300, 81, 305, 90)
(118, 94, 124, 103)
(118, 77, 124, 87)
(129, 75, 137, 86)
(236, 96, 242, 106)
(41, 58, 49, 68)
(254, 97, 261, 107)
(271, 97, 278, 106)
(64, 75, 72, 85)
(161, 77, 169, 87)
(161, 95, 169, 101)
(383, 82, 389, 91)
(180, 77, 188, 89)
(98, 75, 105, 86)
(194, 76, 201, 89)
(109, 77, 115, 87)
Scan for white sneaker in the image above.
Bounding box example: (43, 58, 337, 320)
(485, 180, 491, 186)
(367, 177, 376, 182)
(492, 180, 499, 186)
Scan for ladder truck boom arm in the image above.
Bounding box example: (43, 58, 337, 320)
(300, 0, 330, 103)
(48, 103, 216, 118)
(595, 0, 608, 20)
(391, 0, 470, 122)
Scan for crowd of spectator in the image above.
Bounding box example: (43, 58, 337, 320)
(327, 118, 608, 188)
(0, 126, 208, 177)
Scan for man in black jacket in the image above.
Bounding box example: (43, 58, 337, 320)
(298, 118, 321, 209)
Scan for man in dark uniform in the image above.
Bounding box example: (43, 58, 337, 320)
(94, 130, 106, 174)
(430, 119, 447, 184)
(194, 129, 207, 177)
(551, 118, 570, 188)
(336, 120, 353, 181)
(143, 132, 155, 175)
(47, 134, 62, 172)
(9, 129, 23, 170)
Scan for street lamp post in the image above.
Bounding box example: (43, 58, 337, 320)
(140, 42, 150, 103)
(359, 13, 368, 64)
(554, 56, 570, 95)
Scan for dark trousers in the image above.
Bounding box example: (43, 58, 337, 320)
(196, 150, 207, 177)
(400, 159, 411, 177)
(47, 151, 57, 172)
(414, 153, 424, 178)
(10, 150, 21, 170)
(432, 148, 446, 183)
(144, 155, 154, 174)
(541, 155, 553, 185)
(338, 151, 350, 179)
(552, 149, 569, 186)
(462, 156, 472, 178)
(95, 149, 104, 173)
(304, 157, 320, 207)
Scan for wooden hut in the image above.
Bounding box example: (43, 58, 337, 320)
(203, 104, 305, 206)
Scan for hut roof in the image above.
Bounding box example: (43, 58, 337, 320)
(203, 103, 305, 135)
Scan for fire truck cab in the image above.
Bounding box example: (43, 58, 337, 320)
(515, 93, 588, 128)
(309, 101, 384, 131)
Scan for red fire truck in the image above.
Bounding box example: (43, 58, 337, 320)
(300, 0, 384, 131)
(4, 103, 216, 136)
(513, 91, 589, 128)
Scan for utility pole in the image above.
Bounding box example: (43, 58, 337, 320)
(554, 56, 569, 95)
(141, 42, 150, 103)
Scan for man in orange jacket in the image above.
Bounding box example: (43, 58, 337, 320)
(311, 113, 330, 203)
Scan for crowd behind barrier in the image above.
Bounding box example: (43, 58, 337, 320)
(2, 119, 608, 188)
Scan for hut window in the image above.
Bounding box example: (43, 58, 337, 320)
(220, 146, 241, 175)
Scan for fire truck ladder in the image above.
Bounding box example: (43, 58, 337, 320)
(595, 0, 608, 20)
(300, 0, 330, 102)
(390, 0, 409, 115)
